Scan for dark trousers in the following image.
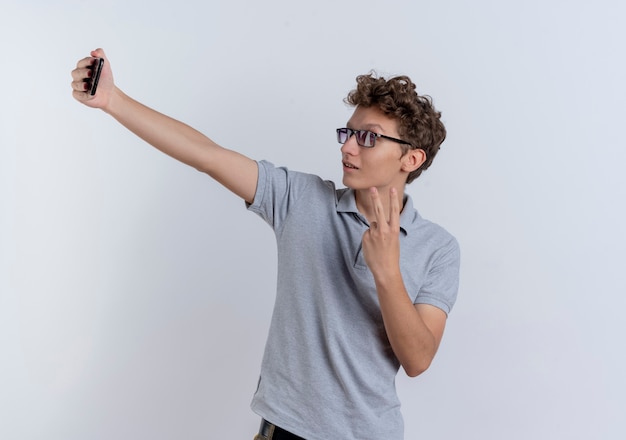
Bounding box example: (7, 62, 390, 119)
(253, 419, 305, 440)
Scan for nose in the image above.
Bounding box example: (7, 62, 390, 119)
(340, 133, 359, 156)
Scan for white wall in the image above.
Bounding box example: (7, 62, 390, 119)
(1, 1, 625, 439)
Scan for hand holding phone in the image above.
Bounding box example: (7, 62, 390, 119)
(86, 58, 104, 96)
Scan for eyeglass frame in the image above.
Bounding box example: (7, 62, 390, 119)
(336, 127, 413, 149)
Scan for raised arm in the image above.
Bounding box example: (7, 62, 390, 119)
(71, 49, 258, 204)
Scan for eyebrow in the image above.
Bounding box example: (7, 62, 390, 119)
(346, 123, 385, 132)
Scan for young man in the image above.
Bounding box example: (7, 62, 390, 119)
(71, 49, 460, 440)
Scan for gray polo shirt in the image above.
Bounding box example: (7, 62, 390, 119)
(248, 160, 460, 440)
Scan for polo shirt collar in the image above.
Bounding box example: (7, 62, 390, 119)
(336, 188, 417, 235)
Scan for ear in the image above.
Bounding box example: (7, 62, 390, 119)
(401, 148, 427, 173)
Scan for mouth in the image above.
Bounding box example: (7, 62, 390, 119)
(343, 161, 359, 170)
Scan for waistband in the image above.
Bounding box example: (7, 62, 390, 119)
(255, 419, 305, 440)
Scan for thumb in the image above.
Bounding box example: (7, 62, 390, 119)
(91, 48, 107, 60)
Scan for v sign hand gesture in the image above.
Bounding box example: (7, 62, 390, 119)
(362, 187, 402, 280)
(362, 187, 447, 377)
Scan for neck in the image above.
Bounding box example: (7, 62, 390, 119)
(355, 186, 406, 223)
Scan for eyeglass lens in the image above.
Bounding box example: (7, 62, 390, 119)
(337, 128, 375, 147)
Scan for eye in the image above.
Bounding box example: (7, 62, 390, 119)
(360, 130, 376, 147)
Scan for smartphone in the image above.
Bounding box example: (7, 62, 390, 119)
(87, 58, 104, 96)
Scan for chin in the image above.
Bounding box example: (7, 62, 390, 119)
(342, 175, 359, 190)
(342, 174, 376, 191)
(342, 181, 367, 192)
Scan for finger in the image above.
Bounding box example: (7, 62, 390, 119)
(389, 187, 400, 230)
(76, 82, 88, 93)
(76, 48, 106, 67)
(369, 187, 385, 225)
(71, 50, 108, 99)
(70, 70, 91, 89)
(72, 89, 87, 102)
(71, 66, 91, 83)
(70, 75, 90, 92)
(73, 48, 107, 80)
(72, 86, 92, 102)
(71, 57, 100, 91)
(91, 47, 106, 59)
(75, 56, 96, 70)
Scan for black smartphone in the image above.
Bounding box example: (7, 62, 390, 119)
(87, 58, 104, 96)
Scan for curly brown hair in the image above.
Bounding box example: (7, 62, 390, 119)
(344, 72, 446, 183)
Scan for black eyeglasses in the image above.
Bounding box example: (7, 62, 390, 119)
(336, 128, 412, 148)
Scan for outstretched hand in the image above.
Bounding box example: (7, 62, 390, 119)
(362, 187, 402, 278)
(70, 48, 114, 109)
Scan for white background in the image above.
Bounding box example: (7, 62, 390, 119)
(1, 1, 625, 439)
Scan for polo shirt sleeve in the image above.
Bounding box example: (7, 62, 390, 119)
(414, 235, 461, 315)
(247, 160, 312, 233)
